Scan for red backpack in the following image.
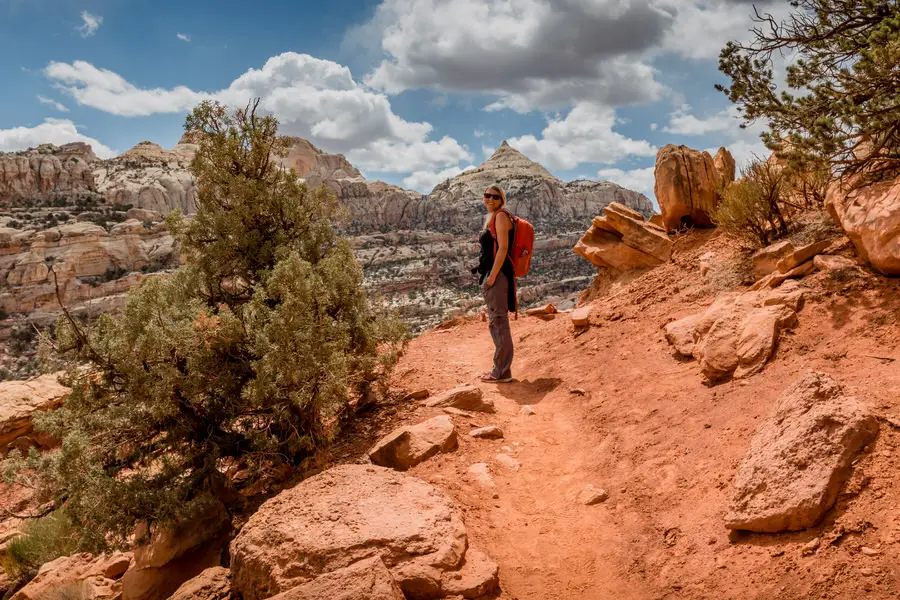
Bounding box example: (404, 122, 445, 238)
(489, 209, 535, 278)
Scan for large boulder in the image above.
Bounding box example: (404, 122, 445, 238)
(666, 284, 803, 382)
(230, 464, 498, 600)
(368, 415, 458, 471)
(11, 552, 131, 600)
(654, 145, 735, 231)
(826, 176, 900, 275)
(0, 374, 69, 455)
(573, 202, 672, 272)
(121, 500, 229, 600)
(726, 372, 879, 532)
(168, 567, 231, 600)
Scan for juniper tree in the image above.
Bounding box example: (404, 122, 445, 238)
(717, 0, 900, 180)
(4, 100, 406, 551)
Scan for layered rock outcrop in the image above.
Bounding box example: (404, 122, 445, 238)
(1, 221, 176, 316)
(654, 145, 735, 231)
(826, 176, 900, 275)
(574, 202, 672, 272)
(230, 464, 499, 600)
(726, 372, 878, 532)
(0, 373, 69, 455)
(0, 144, 98, 203)
(95, 142, 197, 217)
(10, 552, 131, 600)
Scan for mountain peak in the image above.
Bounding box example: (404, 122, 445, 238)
(481, 140, 556, 180)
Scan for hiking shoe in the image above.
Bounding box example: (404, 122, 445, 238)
(481, 373, 513, 383)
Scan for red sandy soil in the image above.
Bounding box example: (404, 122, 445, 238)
(335, 231, 900, 600)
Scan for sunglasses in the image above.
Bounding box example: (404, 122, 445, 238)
(483, 192, 502, 200)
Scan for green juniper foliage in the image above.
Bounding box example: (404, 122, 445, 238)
(3, 100, 407, 552)
(712, 158, 790, 248)
(717, 0, 900, 181)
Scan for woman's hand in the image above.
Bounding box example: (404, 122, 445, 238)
(485, 273, 497, 287)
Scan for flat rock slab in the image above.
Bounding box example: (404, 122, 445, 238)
(725, 372, 879, 532)
(577, 485, 609, 506)
(813, 254, 857, 271)
(368, 415, 458, 471)
(425, 386, 495, 413)
(230, 465, 469, 600)
(268, 557, 404, 600)
(0, 373, 69, 453)
(469, 426, 503, 439)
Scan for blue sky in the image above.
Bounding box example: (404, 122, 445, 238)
(0, 0, 791, 200)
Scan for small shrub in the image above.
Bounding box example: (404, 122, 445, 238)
(1, 510, 80, 584)
(712, 159, 789, 247)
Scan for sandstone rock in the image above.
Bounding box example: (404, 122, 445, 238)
(424, 386, 495, 413)
(577, 485, 609, 506)
(122, 500, 229, 600)
(826, 176, 900, 275)
(469, 426, 503, 439)
(655, 145, 734, 230)
(733, 305, 797, 379)
(725, 372, 879, 532)
(0, 374, 69, 454)
(440, 549, 499, 599)
(664, 293, 738, 358)
(518, 406, 536, 416)
(525, 303, 557, 316)
(11, 552, 131, 600)
(467, 463, 495, 488)
(368, 415, 458, 471)
(574, 202, 672, 272)
(570, 306, 591, 327)
(402, 389, 430, 402)
(713, 147, 737, 184)
(752, 240, 795, 279)
(267, 557, 404, 600)
(125, 208, 160, 222)
(774, 239, 832, 273)
(278, 137, 363, 181)
(230, 465, 472, 600)
(762, 281, 806, 312)
(0, 145, 97, 202)
(495, 454, 521, 471)
(813, 254, 858, 271)
(167, 567, 231, 600)
(749, 260, 816, 291)
(698, 310, 746, 382)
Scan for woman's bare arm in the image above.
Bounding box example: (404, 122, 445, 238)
(487, 212, 511, 285)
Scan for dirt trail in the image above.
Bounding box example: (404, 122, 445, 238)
(375, 243, 900, 600)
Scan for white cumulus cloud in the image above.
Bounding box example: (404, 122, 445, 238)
(37, 95, 69, 112)
(177, 32, 191, 42)
(0, 118, 115, 158)
(43, 52, 472, 174)
(76, 10, 102, 38)
(506, 102, 657, 171)
(597, 166, 656, 197)
(402, 165, 475, 192)
(664, 104, 737, 135)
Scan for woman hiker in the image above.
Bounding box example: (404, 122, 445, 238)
(474, 184, 516, 383)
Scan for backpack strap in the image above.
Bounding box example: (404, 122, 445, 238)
(488, 209, 516, 258)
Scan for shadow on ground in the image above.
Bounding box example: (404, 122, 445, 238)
(495, 377, 563, 405)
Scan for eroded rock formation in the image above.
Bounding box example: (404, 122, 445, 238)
(230, 464, 499, 600)
(574, 202, 672, 272)
(654, 145, 735, 231)
(0, 144, 97, 203)
(726, 372, 878, 532)
(826, 176, 900, 275)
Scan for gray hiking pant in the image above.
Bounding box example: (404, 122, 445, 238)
(483, 272, 514, 378)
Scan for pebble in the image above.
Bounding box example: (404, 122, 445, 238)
(519, 406, 536, 416)
(495, 453, 521, 471)
(860, 546, 880, 556)
(577, 485, 609, 506)
(470, 426, 504, 439)
(801, 537, 821, 556)
(860, 568, 874, 576)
